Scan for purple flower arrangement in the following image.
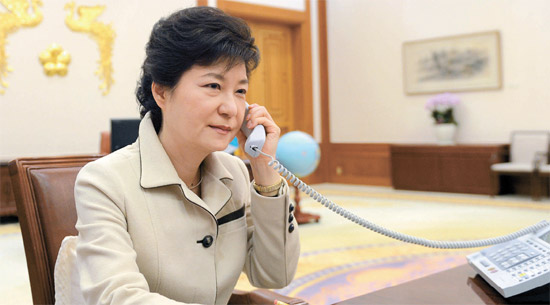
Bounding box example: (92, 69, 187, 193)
(425, 92, 460, 125)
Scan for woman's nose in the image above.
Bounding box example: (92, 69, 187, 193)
(218, 94, 238, 117)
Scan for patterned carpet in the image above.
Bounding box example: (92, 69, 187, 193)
(235, 184, 550, 304)
(2, 184, 549, 305)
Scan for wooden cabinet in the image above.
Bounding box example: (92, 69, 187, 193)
(0, 162, 17, 217)
(390, 144, 508, 195)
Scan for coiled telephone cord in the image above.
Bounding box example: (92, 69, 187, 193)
(253, 148, 549, 249)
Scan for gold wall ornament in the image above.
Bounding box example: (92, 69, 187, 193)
(64, 1, 115, 95)
(0, 0, 43, 94)
(39, 43, 71, 76)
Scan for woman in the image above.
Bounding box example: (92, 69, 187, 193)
(72, 6, 300, 305)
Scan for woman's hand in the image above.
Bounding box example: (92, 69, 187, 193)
(236, 103, 281, 187)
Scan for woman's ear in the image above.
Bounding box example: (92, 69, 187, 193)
(151, 82, 168, 110)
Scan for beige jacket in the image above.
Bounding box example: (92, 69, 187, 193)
(74, 113, 300, 305)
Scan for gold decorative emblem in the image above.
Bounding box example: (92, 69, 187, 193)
(64, 1, 115, 95)
(0, 0, 43, 94)
(39, 43, 71, 76)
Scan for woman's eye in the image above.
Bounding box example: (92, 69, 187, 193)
(206, 83, 221, 90)
(236, 89, 247, 95)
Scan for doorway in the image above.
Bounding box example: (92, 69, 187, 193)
(216, 0, 314, 136)
(247, 21, 295, 134)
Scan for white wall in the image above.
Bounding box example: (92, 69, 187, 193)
(327, 0, 550, 144)
(0, 0, 313, 160)
(8, 0, 541, 160)
(0, 0, 197, 160)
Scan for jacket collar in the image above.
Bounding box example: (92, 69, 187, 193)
(138, 112, 233, 215)
(139, 112, 181, 189)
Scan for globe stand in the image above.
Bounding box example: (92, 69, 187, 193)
(293, 185, 320, 224)
(274, 130, 321, 224)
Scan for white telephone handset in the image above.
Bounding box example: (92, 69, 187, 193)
(240, 103, 266, 158)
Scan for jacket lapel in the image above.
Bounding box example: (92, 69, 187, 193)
(201, 153, 233, 216)
(138, 112, 233, 216)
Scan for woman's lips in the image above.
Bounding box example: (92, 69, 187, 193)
(210, 125, 232, 135)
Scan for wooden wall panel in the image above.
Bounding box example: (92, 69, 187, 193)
(391, 144, 509, 195)
(440, 154, 493, 194)
(0, 163, 17, 217)
(327, 143, 391, 186)
(390, 153, 440, 191)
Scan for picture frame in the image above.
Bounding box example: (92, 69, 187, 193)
(403, 31, 502, 95)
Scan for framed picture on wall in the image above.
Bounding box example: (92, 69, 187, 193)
(403, 31, 502, 95)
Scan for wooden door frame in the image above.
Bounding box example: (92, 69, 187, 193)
(316, 0, 330, 183)
(197, 0, 314, 137)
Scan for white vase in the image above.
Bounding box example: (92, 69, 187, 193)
(434, 123, 457, 145)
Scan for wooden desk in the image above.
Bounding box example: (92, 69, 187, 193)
(333, 264, 549, 305)
(390, 144, 508, 194)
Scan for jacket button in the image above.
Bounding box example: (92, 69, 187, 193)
(289, 204, 294, 213)
(288, 223, 295, 233)
(288, 214, 294, 223)
(198, 235, 214, 248)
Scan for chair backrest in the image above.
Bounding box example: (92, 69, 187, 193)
(9, 155, 102, 305)
(510, 131, 550, 163)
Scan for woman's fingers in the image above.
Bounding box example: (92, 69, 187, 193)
(250, 116, 280, 137)
(245, 104, 274, 128)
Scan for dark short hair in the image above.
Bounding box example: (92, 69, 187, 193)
(135, 6, 260, 133)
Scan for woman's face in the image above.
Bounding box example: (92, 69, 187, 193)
(159, 62, 248, 154)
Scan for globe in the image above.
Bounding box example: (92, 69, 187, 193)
(276, 131, 321, 178)
(224, 137, 239, 154)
